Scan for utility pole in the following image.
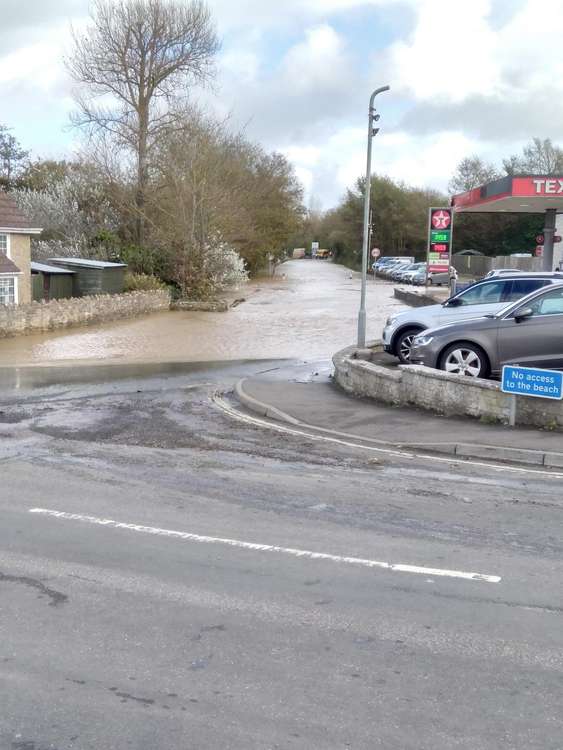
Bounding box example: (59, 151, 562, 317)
(357, 85, 390, 348)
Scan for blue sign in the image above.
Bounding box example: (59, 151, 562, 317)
(501, 365, 563, 400)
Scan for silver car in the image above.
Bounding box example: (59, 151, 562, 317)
(410, 283, 563, 379)
(396, 262, 426, 283)
(383, 274, 563, 363)
(427, 266, 457, 286)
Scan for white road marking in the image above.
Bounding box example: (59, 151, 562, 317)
(29, 508, 501, 584)
(212, 393, 563, 480)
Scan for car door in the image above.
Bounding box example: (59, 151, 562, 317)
(497, 286, 563, 369)
(438, 280, 512, 324)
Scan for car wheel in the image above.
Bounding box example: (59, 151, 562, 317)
(395, 328, 422, 363)
(439, 343, 490, 379)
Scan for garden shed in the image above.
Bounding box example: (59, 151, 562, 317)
(48, 258, 127, 296)
(31, 262, 75, 301)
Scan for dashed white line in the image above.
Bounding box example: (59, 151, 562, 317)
(29, 508, 501, 584)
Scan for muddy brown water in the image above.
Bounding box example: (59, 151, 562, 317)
(0, 261, 403, 366)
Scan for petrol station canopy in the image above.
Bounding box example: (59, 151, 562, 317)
(451, 176, 563, 214)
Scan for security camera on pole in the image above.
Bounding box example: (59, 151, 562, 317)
(357, 85, 390, 348)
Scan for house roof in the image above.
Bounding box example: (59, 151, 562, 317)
(0, 192, 42, 234)
(0, 255, 22, 275)
(31, 261, 75, 275)
(49, 258, 127, 269)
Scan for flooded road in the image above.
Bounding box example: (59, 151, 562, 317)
(0, 260, 401, 366)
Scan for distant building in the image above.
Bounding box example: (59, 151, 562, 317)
(0, 193, 42, 305)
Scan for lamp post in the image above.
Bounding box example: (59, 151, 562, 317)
(357, 84, 390, 348)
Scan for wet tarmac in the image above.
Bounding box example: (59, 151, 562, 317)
(0, 260, 401, 369)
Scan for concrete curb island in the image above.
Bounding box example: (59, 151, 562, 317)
(234, 374, 563, 469)
(332, 345, 563, 433)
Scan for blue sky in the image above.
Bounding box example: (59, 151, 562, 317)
(2, 0, 563, 208)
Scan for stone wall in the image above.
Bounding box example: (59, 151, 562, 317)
(333, 347, 563, 429)
(0, 289, 171, 338)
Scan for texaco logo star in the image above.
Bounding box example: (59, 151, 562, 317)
(431, 210, 451, 229)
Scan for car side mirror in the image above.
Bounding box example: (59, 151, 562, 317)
(514, 306, 533, 323)
(444, 297, 462, 307)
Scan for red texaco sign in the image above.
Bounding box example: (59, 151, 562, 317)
(431, 209, 452, 229)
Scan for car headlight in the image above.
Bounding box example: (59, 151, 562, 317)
(413, 334, 433, 346)
(385, 315, 397, 327)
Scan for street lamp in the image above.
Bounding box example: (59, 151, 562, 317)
(357, 84, 390, 348)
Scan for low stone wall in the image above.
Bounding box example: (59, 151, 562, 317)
(333, 348, 563, 429)
(0, 290, 171, 338)
(393, 288, 438, 307)
(172, 299, 229, 312)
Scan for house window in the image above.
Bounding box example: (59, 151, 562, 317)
(0, 277, 15, 305)
(0, 234, 7, 255)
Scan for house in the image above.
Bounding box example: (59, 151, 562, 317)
(0, 193, 42, 305)
(31, 261, 75, 302)
(48, 258, 127, 296)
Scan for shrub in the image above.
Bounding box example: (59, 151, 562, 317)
(123, 272, 167, 292)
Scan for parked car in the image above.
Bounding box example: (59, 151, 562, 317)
(382, 260, 414, 279)
(427, 266, 457, 286)
(411, 267, 427, 286)
(409, 283, 563, 378)
(382, 273, 563, 363)
(376, 257, 415, 276)
(389, 262, 415, 281)
(374, 256, 405, 273)
(395, 262, 426, 283)
(377, 262, 399, 278)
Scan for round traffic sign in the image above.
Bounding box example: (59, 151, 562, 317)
(371, 247, 380, 258)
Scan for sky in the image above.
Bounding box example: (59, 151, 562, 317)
(2, 0, 563, 209)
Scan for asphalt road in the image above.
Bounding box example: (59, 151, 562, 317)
(2, 361, 563, 749)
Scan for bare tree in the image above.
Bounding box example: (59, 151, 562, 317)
(503, 137, 563, 176)
(66, 0, 219, 247)
(448, 156, 499, 194)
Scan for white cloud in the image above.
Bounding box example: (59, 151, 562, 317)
(387, 0, 501, 102)
(0, 41, 63, 91)
(281, 25, 349, 93)
(5, 0, 563, 209)
(212, 0, 399, 31)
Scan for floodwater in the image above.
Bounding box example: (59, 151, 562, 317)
(0, 261, 403, 367)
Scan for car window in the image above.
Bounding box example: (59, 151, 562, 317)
(456, 281, 508, 305)
(504, 279, 549, 301)
(527, 287, 563, 316)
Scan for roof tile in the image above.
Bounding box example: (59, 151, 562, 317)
(0, 192, 37, 231)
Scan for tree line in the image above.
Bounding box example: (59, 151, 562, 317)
(0, 0, 304, 298)
(295, 137, 563, 267)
